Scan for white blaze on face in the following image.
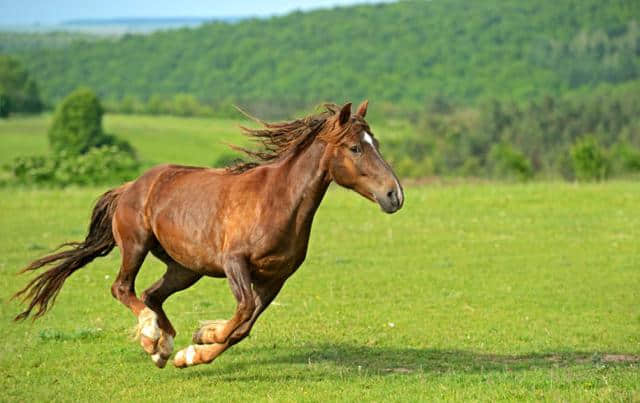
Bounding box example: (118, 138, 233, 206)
(363, 131, 374, 146)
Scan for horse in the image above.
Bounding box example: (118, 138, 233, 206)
(13, 101, 404, 368)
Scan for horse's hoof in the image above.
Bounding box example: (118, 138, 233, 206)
(150, 333, 174, 368)
(138, 307, 161, 354)
(193, 320, 228, 344)
(152, 353, 168, 368)
(174, 345, 198, 368)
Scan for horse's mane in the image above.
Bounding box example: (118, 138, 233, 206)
(227, 103, 358, 174)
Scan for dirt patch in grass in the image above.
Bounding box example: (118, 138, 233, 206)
(602, 354, 640, 363)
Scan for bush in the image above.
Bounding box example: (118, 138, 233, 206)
(48, 88, 106, 155)
(53, 146, 139, 185)
(4, 87, 140, 187)
(48, 88, 135, 157)
(488, 143, 533, 181)
(570, 136, 610, 181)
(5, 146, 139, 187)
(610, 141, 640, 175)
(5, 155, 56, 185)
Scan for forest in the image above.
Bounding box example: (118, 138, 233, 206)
(1, 0, 639, 180)
(2, 0, 638, 113)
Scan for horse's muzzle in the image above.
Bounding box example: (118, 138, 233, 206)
(378, 186, 404, 214)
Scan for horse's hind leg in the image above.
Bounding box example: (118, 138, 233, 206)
(110, 201, 153, 316)
(110, 206, 161, 361)
(140, 262, 202, 368)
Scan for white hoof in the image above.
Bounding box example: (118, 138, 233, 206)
(151, 352, 168, 368)
(174, 345, 198, 368)
(138, 307, 160, 354)
(138, 307, 160, 340)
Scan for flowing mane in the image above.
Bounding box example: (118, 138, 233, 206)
(227, 103, 361, 173)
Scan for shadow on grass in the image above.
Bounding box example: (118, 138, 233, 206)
(179, 343, 639, 381)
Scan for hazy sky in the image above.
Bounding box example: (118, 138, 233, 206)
(0, 0, 393, 25)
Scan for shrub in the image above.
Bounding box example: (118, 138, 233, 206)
(48, 88, 106, 155)
(53, 146, 139, 186)
(570, 136, 610, 181)
(5, 146, 139, 187)
(488, 142, 533, 181)
(394, 156, 418, 178)
(48, 88, 134, 157)
(610, 141, 640, 175)
(4, 88, 140, 187)
(5, 155, 56, 185)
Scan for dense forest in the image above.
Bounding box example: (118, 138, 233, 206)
(3, 0, 639, 115)
(2, 0, 640, 181)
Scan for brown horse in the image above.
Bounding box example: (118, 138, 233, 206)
(13, 101, 404, 368)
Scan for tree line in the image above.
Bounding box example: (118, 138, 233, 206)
(385, 82, 640, 181)
(3, 0, 638, 115)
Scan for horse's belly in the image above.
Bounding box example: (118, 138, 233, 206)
(152, 220, 225, 276)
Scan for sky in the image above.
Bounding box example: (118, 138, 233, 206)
(0, 0, 393, 25)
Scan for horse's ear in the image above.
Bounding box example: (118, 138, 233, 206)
(338, 102, 352, 126)
(356, 100, 369, 117)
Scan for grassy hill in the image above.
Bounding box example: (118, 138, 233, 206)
(5, 0, 639, 111)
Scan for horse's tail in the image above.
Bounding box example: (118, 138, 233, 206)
(13, 185, 127, 321)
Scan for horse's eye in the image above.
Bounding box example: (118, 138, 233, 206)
(349, 144, 362, 154)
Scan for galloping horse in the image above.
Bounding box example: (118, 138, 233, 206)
(13, 101, 404, 368)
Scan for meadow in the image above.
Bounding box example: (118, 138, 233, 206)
(1, 115, 639, 401)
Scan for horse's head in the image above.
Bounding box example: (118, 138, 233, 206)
(323, 101, 404, 214)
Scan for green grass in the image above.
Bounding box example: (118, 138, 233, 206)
(0, 113, 412, 170)
(0, 114, 249, 169)
(0, 183, 639, 401)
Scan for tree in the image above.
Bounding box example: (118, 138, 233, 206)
(0, 55, 43, 116)
(48, 88, 107, 155)
(48, 87, 136, 157)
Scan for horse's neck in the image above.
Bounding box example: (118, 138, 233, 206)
(280, 139, 331, 230)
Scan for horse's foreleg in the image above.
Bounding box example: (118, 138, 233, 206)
(175, 276, 285, 368)
(174, 256, 255, 368)
(139, 263, 202, 368)
(193, 278, 285, 345)
(227, 277, 285, 345)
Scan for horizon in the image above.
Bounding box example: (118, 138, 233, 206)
(0, 0, 395, 26)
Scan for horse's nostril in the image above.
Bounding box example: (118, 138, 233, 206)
(387, 189, 398, 207)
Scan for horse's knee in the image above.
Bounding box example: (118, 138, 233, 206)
(110, 281, 122, 299)
(111, 281, 131, 303)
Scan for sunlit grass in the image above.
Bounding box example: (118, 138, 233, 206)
(0, 182, 638, 401)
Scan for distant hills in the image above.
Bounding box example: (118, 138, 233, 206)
(0, 16, 244, 35)
(3, 0, 639, 111)
(59, 17, 245, 34)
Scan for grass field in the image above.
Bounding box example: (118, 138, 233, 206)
(0, 114, 248, 169)
(1, 115, 639, 401)
(0, 113, 411, 169)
